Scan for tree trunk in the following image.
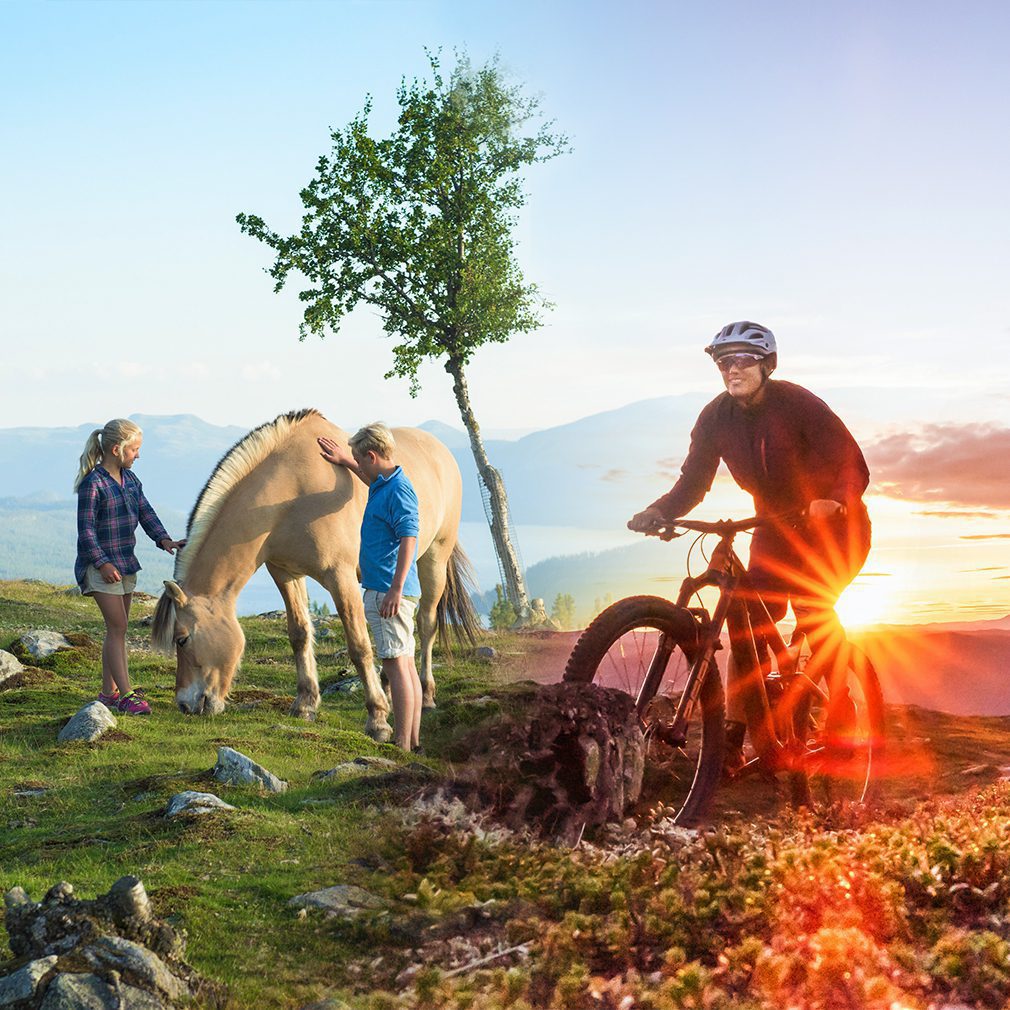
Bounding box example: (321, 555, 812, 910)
(446, 357, 531, 619)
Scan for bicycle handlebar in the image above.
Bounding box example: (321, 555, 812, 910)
(644, 511, 807, 540)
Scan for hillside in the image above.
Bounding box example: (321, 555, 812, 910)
(3, 579, 1010, 1009)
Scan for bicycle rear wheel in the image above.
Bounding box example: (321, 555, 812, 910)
(790, 644, 885, 807)
(564, 596, 725, 826)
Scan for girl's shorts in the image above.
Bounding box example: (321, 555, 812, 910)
(362, 589, 418, 659)
(82, 564, 138, 597)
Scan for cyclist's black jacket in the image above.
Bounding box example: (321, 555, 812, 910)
(649, 380, 869, 520)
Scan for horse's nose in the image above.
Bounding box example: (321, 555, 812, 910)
(176, 693, 206, 715)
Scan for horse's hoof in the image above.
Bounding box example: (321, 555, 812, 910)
(290, 698, 317, 723)
(422, 697, 437, 710)
(366, 718, 393, 744)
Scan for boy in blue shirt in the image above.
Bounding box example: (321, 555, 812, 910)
(318, 423, 422, 751)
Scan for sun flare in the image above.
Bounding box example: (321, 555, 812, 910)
(835, 576, 895, 629)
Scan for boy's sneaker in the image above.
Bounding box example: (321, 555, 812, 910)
(96, 691, 120, 709)
(117, 690, 151, 715)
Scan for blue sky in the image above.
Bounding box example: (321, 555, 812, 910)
(2, 0, 1009, 623)
(3, 0, 1007, 433)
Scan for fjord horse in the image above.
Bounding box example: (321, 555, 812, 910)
(151, 409, 479, 741)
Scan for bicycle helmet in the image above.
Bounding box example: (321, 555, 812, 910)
(704, 321, 777, 359)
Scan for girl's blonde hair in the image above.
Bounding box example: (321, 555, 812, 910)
(349, 422, 396, 460)
(73, 418, 143, 492)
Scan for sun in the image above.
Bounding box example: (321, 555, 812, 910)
(835, 576, 895, 629)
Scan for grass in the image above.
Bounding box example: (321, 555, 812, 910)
(4, 578, 1010, 1009)
(0, 578, 499, 1009)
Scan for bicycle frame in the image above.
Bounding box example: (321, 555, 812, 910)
(642, 519, 827, 762)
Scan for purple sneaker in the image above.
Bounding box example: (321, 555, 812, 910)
(97, 690, 120, 709)
(117, 690, 151, 715)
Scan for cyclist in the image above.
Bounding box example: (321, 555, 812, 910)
(627, 321, 871, 772)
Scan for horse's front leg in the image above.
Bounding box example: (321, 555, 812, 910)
(325, 569, 392, 743)
(267, 565, 320, 720)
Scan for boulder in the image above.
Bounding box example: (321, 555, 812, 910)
(16, 632, 73, 661)
(165, 792, 236, 818)
(288, 885, 387, 917)
(0, 877, 222, 1009)
(58, 702, 118, 743)
(0, 650, 24, 686)
(212, 747, 287, 793)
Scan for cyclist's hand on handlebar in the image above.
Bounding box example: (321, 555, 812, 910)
(808, 499, 846, 519)
(627, 508, 680, 539)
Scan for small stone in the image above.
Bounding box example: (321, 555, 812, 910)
(212, 747, 287, 793)
(288, 885, 387, 917)
(475, 646, 497, 660)
(38, 972, 115, 1010)
(321, 675, 361, 695)
(165, 791, 236, 817)
(312, 756, 399, 780)
(58, 702, 118, 743)
(17, 631, 73, 660)
(4, 886, 31, 911)
(0, 650, 24, 685)
(108, 877, 152, 924)
(0, 955, 58, 1005)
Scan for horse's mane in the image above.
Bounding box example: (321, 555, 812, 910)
(175, 408, 323, 582)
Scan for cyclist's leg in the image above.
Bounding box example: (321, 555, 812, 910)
(791, 506, 871, 732)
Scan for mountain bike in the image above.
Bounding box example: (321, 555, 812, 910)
(563, 515, 885, 826)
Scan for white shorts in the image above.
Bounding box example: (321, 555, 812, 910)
(363, 589, 418, 659)
(82, 564, 137, 597)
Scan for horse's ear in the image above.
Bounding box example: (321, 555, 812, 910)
(164, 580, 188, 607)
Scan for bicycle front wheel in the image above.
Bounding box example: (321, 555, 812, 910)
(564, 596, 725, 826)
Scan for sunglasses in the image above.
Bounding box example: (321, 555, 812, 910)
(715, 352, 766, 372)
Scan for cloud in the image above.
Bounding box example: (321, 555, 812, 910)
(960, 566, 1007, 572)
(866, 424, 1010, 507)
(916, 509, 998, 519)
(600, 468, 629, 483)
(654, 457, 683, 481)
(960, 534, 1010, 541)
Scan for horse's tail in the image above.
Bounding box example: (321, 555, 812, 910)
(437, 543, 483, 653)
(151, 591, 177, 655)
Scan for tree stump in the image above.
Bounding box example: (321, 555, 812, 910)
(457, 682, 645, 844)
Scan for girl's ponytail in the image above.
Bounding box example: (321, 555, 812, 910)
(73, 430, 104, 492)
(73, 418, 143, 492)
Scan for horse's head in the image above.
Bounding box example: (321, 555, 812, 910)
(153, 581, 245, 715)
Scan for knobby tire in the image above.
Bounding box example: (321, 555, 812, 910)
(564, 596, 725, 827)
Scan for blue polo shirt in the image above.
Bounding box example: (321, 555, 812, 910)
(359, 466, 420, 597)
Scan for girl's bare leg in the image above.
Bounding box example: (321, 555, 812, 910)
(94, 592, 132, 696)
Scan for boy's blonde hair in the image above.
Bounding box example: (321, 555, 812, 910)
(73, 418, 142, 492)
(349, 422, 396, 460)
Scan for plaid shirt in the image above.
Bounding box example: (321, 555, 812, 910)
(75, 466, 170, 591)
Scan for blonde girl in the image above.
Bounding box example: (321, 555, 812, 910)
(74, 419, 184, 714)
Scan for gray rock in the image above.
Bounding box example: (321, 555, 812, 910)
(84, 936, 186, 1000)
(212, 747, 287, 793)
(165, 791, 236, 817)
(17, 631, 73, 660)
(0, 955, 57, 1006)
(58, 702, 118, 743)
(4, 886, 32, 912)
(312, 755, 400, 781)
(475, 646, 497, 660)
(117, 984, 167, 1010)
(39, 972, 116, 1009)
(321, 675, 360, 696)
(288, 885, 386, 917)
(0, 650, 24, 685)
(107, 876, 152, 925)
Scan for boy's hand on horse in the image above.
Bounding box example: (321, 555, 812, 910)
(159, 539, 186, 554)
(317, 436, 353, 468)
